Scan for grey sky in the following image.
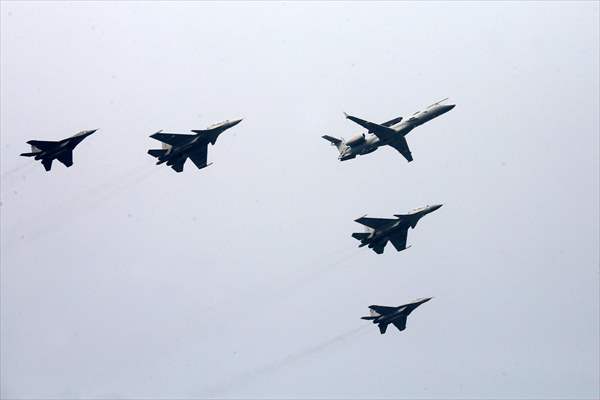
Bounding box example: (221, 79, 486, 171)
(1, 1, 599, 399)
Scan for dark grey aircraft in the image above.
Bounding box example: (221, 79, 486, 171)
(322, 99, 455, 162)
(19, 129, 97, 171)
(352, 204, 442, 254)
(148, 119, 242, 172)
(361, 297, 433, 334)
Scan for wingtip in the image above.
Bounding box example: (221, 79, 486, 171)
(354, 214, 368, 222)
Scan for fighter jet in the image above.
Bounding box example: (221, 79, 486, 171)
(19, 129, 97, 171)
(361, 297, 432, 334)
(148, 119, 242, 172)
(352, 204, 442, 254)
(322, 99, 455, 162)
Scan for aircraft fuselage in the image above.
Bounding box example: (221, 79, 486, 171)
(339, 103, 455, 161)
(359, 204, 443, 247)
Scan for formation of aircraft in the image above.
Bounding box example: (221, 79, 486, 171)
(323, 98, 455, 162)
(17, 99, 454, 335)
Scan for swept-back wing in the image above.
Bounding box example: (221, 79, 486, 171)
(190, 129, 210, 135)
(56, 151, 73, 167)
(345, 114, 397, 141)
(389, 227, 409, 251)
(392, 316, 407, 331)
(372, 241, 387, 254)
(388, 137, 413, 162)
(170, 158, 186, 173)
(41, 158, 53, 171)
(370, 305, 397, 315)
(355, 216, 396, 229)
(27, 140, 57, 151)
(150, 132, 196, 146)
(381, 116, 403, 127)
(189, 145, 209, 170)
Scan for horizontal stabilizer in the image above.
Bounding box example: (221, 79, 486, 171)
(351, 232, 370, 241)
(148, 149, 168, 158)
(322, 135, 342, 145)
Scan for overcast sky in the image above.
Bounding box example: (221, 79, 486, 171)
(1, 1, 599, 399)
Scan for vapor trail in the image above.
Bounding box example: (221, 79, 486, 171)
(206, 325, 369, 396)
(3, 163, 158, 247)
(0, 161, 35, 194)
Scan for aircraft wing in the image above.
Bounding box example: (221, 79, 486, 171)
(378, 324, 388, 334)
(189, 145, 209, 170)
(369, 305, 397, 315)
(388, 136, 413, 162)
(41, 158, 53, 171)
(372, 241, 387, 254)
(381, 116, 403, 127)
(355, 216, 396, 229)
(389, 228, 409, 252)
(150, 132, 196, 146)
(27, 140, 58, 151)
(392, 316, 407, 331)
(190, 129, 210, 135)
(56, 151, 73, 167)
(170, 158, 186, 173)
(345, 114, 397, 141)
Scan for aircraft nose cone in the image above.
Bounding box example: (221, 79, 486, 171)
(446, 104, 456, 111)
(230, 119, 243, 126)
(431, 204, 443, 211)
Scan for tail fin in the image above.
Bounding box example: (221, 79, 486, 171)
(148, 149, 168, 158)
(378, 323, 388, 334)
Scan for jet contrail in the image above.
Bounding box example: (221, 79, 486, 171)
(206, 325, 369, 396)
(200, 245, 363, 322)
(0, 161, 36, 194)
(275, 246, 363, 299)
(3, 163, 158, 247)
